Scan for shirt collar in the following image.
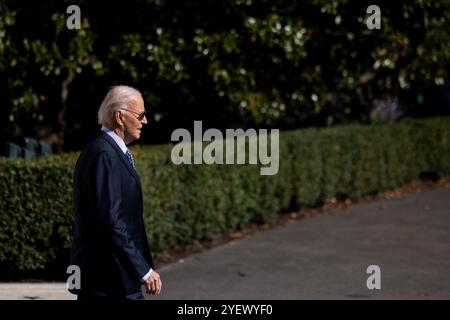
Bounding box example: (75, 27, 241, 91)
(101, 126, 128, 154)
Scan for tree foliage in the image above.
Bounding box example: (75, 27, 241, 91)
(1, 0, 449, 150)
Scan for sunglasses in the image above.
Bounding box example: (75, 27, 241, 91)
(119, 108, 147, 121)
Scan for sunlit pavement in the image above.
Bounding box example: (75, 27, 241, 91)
(0, 283, 75, 300)
(151, 186, 450, 300)
(1, 186, 450, 300)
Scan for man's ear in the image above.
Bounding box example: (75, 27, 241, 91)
(114, 110, 124, 126)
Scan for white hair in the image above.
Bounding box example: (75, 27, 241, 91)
(97, 85, 143, 125)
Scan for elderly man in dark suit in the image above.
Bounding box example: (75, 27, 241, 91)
(70, 85, 162, 300)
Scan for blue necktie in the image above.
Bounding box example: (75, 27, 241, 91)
(126, 150, 136, 169)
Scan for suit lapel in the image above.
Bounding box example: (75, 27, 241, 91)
(98, 131, 143, 192)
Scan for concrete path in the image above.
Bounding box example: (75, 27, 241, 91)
(0, 283, 74, 300)
(1, 187, 449, 300)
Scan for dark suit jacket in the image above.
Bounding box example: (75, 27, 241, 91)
(70, 131, 154, 298)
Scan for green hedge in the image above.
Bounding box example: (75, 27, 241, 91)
(1, 117, 450, 272)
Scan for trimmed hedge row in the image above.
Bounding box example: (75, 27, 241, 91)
(1, 117, 450, 272)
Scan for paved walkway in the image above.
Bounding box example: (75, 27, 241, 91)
(1, 187, 450, 300)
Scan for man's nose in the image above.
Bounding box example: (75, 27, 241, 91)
(141, 116, 148, 125)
